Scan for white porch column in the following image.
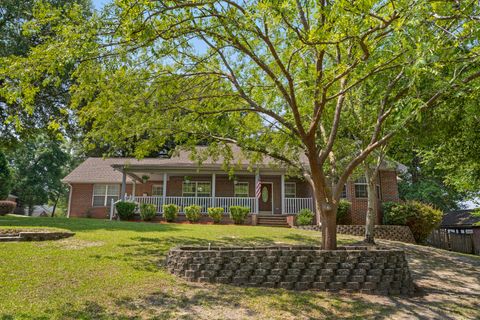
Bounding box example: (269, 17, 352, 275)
(255, 170, 260, 213)
(281, 174, 285, 214)
(211, 173, 216, 207)
(162, 173, 167, 212)
(132, 182, 136, 199)
(120, 169, 127, 201)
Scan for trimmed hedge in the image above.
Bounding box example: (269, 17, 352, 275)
(0, 201, 16, 215)
(229, 206, 250, 224)
(115, 201, 137, 220)
(296, 208, 314, 225)
(336, 200, 351, 224)
(163, 204, 179, 222)
(207, 207, 224, 223)
(139, 203, 157, 221)
(184, 205, 202, 223)
(383, 200, 442, 243)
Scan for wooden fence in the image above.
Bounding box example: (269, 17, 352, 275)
(428, 229, 476, 254)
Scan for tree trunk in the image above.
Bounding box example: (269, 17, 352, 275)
(51, 194, 60, 217)
(364, 166, 378, 244)
(305, 149, 337, 250)
(312, 190, 337, 250)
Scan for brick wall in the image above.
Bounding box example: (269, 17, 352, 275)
(68, 170, 400, 220)
(69, 183, 132, 219)
(347, 170, 399, 225)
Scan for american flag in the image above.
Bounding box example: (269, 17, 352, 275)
(255, 180, 262, 198)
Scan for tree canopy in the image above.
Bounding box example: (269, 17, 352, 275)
(1, 0, 479, 248)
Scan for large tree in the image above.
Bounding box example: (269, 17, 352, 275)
(9, 135, 70, 215)
(2, 1, 480, 248)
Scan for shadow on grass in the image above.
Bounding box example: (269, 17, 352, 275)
(30, 285, 396, 320)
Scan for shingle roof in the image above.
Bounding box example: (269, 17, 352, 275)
(441, 209, 480, 228)
(62, 145, 400, 184)
(62, 146, 280, 183)
(62, 158, 137, 183)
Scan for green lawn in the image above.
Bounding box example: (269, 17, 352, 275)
(1, 215, 479, 319)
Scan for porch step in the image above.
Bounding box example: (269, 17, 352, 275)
(257, 215, 289, 227)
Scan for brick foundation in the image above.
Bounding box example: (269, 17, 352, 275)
(167, 245, 415, 295)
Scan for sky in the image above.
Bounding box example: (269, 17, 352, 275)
(92, 0, 109, 10)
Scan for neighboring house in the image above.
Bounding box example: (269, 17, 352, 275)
(429, 209, 480, 255)
(62, 146, 400, 224)
(30, 205, 53, 217)
(441, 209, 480, 231)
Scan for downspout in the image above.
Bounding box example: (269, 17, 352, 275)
(67, 183, 73, 218)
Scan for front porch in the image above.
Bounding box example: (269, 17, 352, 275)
(112, 165, 315, 215)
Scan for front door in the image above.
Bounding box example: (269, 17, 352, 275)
(258, 183, 273, 213)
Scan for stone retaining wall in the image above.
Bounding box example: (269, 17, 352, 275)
(295, 225, 416, 243)
(167, 246, 415, 295)
(0, 231, 75, 242)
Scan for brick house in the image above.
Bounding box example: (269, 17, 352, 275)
(62, 146, 400, 225)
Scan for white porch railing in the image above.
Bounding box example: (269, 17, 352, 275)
(117, 196, 313, 215)
(284, 197, 314, 214)
(131, 196, 164, 213)
(165, 196, 213, 213)
(216, 197, 256, 214)
(127, 196, 256, 214)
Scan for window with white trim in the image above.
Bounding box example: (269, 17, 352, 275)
(93, 184, 119, 207)
(234, 182, 249, 197)
(285, 182, 296, 198)
(152, 183, 163, 196)
(354, 177, 368, 198)
(182, 181, 211, 197)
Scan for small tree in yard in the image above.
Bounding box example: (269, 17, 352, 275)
(1, 1, 479, 248)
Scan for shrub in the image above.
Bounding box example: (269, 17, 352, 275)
(336, 200, 351, 224)
(139, 203, 157, 221)
(163, 204, 179, 222)
(229, 206, 250, 224)
(382, 202, 401, 223)
(0, 201, 16, 215)
(184, 205, 202, 223)
(115, 201, 137, 220)
(296, 208, 314, 225)
(383, 200, 443, 243)
(207, 207, 224, 223)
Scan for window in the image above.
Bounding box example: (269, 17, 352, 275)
(354, 177, 368, 198)
(341, 184, 347, 198)
(152, 183, 163, 196)
(376, 185, 381, 200)
(93, 184, 119, 207)
(234, 182, 249, 197)
(182, 181, 211, 197)
(285, 182, 296, 198)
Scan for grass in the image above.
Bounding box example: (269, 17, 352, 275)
(1, 215, 479, 319)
